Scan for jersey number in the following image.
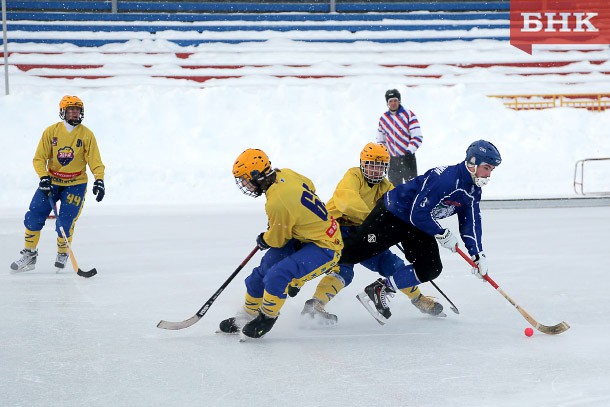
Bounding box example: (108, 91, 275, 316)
(300, 183, 328, 221)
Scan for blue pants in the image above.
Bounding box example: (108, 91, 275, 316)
(334, 225, 420, 289)
(24, 184, 87, 238)
(245, 239, 337, 300)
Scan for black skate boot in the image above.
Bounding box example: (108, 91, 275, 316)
(218, 311, 255, 334)
(356, 278, 395, 325)
(301, 298, 338, 325)
(241, 311, 277, 339)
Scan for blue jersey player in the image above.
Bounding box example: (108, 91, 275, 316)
(340, 140, 502, 324)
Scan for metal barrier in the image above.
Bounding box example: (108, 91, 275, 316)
(489, 94, 610, 112)
(574, 158, 610, 196)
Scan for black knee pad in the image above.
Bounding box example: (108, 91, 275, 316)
(414, 263, 443, 283)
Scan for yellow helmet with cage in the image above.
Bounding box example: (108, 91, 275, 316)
(59, 95, 84, 125)
(232, 148, 275, 197)
(360, 142, 390, 184)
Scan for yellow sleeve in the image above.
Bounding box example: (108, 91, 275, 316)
(332, 173, 373, 224)
(32, 128, 53, 178)
(85, 133, 105, 180)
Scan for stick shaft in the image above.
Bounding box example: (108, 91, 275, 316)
(456, 247, 569, 335)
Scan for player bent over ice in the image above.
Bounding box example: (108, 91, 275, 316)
(342, 140, 501, 324)
(300, 142, 443, 326)
(218, 149, 343, 339)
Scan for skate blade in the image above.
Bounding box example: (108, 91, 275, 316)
(10, 265, 35, 274)
(356, 292, 387, 326)
(419, 309, 447, 318)
(299, 313, 338, 329)
(215, 328, 240, 335)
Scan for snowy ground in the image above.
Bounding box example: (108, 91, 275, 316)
(1, 204, 609, 406)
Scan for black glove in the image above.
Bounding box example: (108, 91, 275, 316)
(39, 176, 51, 193)
(287, 284, 301, 297)
(92, 179, 105, 202)
(256, 233, 270, 250)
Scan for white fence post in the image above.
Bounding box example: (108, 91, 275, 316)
(330, 0, 336, 13)
(1, 0, 9, 95)
(112, 0, 118, 14)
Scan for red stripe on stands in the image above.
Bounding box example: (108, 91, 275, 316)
(15, 64, 104, 71)
(4, 61, 606, 70)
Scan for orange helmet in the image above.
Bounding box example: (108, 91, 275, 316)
(232, 148, 275, 197)
(360, 143, 390, 184)
(59, 95, 84, 125)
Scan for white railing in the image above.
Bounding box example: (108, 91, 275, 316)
(574, 158, 610, 196)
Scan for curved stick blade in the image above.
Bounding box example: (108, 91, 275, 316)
(536, 321, 570, 335)
(77, 268, 97, 278)
(157, 315, 201, 330)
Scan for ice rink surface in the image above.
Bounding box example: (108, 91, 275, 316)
(2, 204, 609, 407)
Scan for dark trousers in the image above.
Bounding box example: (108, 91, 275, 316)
(339, 198, 442, 283)
(388, 153, 417, 185)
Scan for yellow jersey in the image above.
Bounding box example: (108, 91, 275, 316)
(33, 122, 105, 186)
(326, 167, 393, 225)
(263, 169, 343, 252)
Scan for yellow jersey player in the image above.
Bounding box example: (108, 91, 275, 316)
(300, 142, 444, 325)
(10, 95, 105, 273)
(219, 148, 343, 339)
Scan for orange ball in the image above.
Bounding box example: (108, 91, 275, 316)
(524, 327, 534, 337)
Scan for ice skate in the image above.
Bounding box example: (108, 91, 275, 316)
(54, 252, 69, 271)
(356, 278, 395, 325)
(217, 311, 255, 335)
(10, 249, 38, 273)
(300, 298, 338, 326)
(241, 311, 277, 339)
(411, 294, 446, 317)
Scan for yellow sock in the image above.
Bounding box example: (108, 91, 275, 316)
(56, 236, 73, 254)
(400, 285, 422, 300)
(24, 229, 41, 250)
(260, 291, 286, 318)
(244, 293, 262, 315)
(312, 274, 345, 305)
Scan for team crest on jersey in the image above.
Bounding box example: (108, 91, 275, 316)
(57, 146, 75, 166)
(51, 137, 57, 146)
(432, 202, 457, 219)
(76, 139, 82, 147)
(367, 234, 377, 243)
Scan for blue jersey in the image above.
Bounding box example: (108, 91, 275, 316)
(384, 161, 483, 256)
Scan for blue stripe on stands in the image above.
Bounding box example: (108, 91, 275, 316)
(6, 11, 511, 22)
(7, 23, 509, 32)
(7, 1, 111, 11)
(6, 1, 509, 13)
(4, 37, 510, 47)
(336, 2, 509, 12)
(118, 3, 328, 13)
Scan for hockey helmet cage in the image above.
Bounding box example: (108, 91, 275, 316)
(360, 142, 390, 184)
(59, 95, 84, 125)
(233, 148, 275, 197)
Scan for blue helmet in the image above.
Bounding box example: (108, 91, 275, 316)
(465, 140, 502, 166)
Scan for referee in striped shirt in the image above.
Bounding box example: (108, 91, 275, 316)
(376, 89, 424, 185)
